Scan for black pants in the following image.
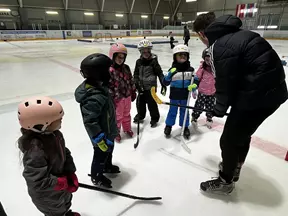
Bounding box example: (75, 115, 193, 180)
(192, 93, 215, 120)
(136, 90, 160, 122)
(91, 146, 114, 177)
(184, 38, 190, 46)
(0, 202, 7, 216)
(170, 41, 175, 49)
(220, 105, 280, 182)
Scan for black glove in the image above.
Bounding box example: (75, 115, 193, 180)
(135, 82, 144, 94)
(161, 86, 167, 96)
(212, 104, 226, 118)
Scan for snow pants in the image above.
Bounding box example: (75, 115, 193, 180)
(115, 96, 132, 132)
(165, 99, 190, 127)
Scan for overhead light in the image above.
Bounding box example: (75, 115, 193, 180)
(46, 11, 58, 15)
(0, 8, 11, 12)
(115, 14, 123, 17)
(197, 11, 209, 16)
(267, 25, 278, 29)
(84, 12, 94, 16)
(141, 15, 148, 19)
(186, 0, 197, 2)
(257, 25, 264, 29)
(163, 16, 169, 19)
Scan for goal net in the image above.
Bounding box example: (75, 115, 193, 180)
(104, 33, 114, 41)
(94, 33, 103, 42)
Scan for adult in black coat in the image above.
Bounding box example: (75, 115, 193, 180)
(193, 12, 288, 194)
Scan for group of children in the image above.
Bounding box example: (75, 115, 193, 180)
(16, 39, 216, 216)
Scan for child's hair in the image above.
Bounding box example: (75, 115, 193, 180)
(18, 128, 58, 160)
(193, 12, 216, 33)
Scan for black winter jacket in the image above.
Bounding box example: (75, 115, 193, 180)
(205, 15, 288, 115)
(133, 54, 165, 91)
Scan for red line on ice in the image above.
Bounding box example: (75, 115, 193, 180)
(198, 119, 287, 160)
(49, 59, 79, 73)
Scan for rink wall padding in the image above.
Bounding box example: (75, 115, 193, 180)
(1, 29, 288, 42)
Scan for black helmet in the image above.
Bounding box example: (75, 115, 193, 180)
(202, 48, 209, 59)
(80, 53, 112, 83)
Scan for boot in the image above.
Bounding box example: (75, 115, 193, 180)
(219, 162, 242, 182)
(164, 125, 172, 137)
(66, 210, 81, 216)
(91, 173, 112, 188)
(150, 120, 158, 128)
(200, 173, 234, 195)
(183, 127, 190, 139)
(124, 130, 134, 138)
(115, 134, 121, 143)
(104, 164, 121, 174)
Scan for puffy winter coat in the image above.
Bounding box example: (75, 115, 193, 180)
(21, 131, 76, 215)
(75, 81, 118, 141)
(109, 64, 136, 101)
(133, 54, 165, 91)
(196, 61, 215, 96)
(163, 62, 194, 100)
(205, 15, 288, 115)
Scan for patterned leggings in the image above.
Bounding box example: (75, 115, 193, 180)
(192, 93, 215, 121)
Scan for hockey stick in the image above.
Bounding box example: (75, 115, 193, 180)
(179, 77, 195, 154)
(150, 87, 229, 116)
(79, 183, 162, 201)
(134, 94, 141, 149)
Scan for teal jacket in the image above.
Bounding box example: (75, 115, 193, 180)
(75, 81, 118, 141)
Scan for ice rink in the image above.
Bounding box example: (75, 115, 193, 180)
(0, 36, 287, 216)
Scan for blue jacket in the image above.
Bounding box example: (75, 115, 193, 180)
(163, 63, 195, 100)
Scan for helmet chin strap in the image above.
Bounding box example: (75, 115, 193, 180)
(31, 124, 50, 134)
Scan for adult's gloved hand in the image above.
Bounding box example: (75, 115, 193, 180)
(92, 133, 114, 152)
(212, 105, 226, 118)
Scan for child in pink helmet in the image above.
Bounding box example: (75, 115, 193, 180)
(17, 97, 79, 216)
(109, 43, 137, 143)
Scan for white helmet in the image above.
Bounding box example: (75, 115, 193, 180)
(173, 44, 190, 55)
(137, 39, 153, 51)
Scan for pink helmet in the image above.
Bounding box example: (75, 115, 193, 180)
(18, 96, 64, 133)
(109, 43, 128, 59)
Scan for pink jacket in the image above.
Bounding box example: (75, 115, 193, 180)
(196, 61, 216, 95)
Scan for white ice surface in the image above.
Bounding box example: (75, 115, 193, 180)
(0, 37, 287, 216)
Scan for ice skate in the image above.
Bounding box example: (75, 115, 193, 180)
(206, 119, 213, 129)
(200, 175, 234, 195)
(91, 173, 112, 188)
(219, 162, 242, 182)
(164, 125, 172, 138)
(183, 127, 190, 139)
(124, 130, 134, 138)
(115, 134, 121, 143)
(66, 210, 81, 216)
(104, 164, 121, 174)
(191, 118, 198, 129)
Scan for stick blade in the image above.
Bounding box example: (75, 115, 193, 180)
(150, 86, 163, 104)
(134, 137, 139, 149)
